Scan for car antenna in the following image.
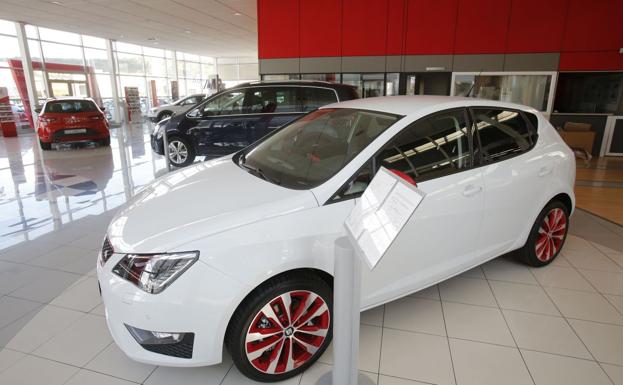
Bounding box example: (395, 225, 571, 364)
(465, 69, 483, 98)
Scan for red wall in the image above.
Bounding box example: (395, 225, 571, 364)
(257, 0, 623, 71)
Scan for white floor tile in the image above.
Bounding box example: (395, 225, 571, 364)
(490, 281, 560, 315)
(0, 349, 24, 373)
(503, 309, 591, 359)
(591, 242, 623, 257)
(319, 324, 382, 373)
(564, 249, 623, 272)
(65, 369, 137, 385)
(0, 355, 78, 385)
(545, 287, 623, 324)
(457, 266, 486, 279)
(450, 339, 532, 385)
(222, 365, 301, 385)
(89, 303, 107, 316)
(28, 245, 92, 269)
(0, 242, 57, 264)
(580, 269, 623, 296)
(408, 285, 439, 301)
(69, 233, 106, 250)
(384, 297, 445, 336)
(439, 276, 497, 307)
(144, 357, 232, 385)
(522, 349, 612, 385)
(0, 296, 41, 328)
(49, 276, 101, 312)
(380, 328, 454, 385)
(86, 343, 156, 383)
(443, 302, 515, 346)
(482, 257, 538, 285)
(299, 362, 377, 385)
(5, 305, 83, 353)
(570, 319, 623, 365)
(601, 363, 623, 385)
(361, 305, 384, 327)
(9, 269, 82, 303)
(531, 265, 595, 292)
(33, 314, 112, 367)
(0, 263, 47, 295)
(378, 375, 430, 385)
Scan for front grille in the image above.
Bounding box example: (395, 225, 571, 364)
(101, 237, 114, 265)
(141, 333, 194, 359)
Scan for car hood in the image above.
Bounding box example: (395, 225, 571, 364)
(107, 157, 318, 254)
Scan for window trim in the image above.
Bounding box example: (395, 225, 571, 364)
(468, 106, 540, 168)
(186, 85, 340, 119)
(325, 107, 476, 205)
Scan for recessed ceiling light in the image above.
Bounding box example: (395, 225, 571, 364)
(51, 1, 63, 5)
(234, 12, 241, 16)
(185, 30, 192, 34)
(147, 37, 157, 41)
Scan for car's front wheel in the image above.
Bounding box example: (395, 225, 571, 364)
(519, 200, 569, 267)
(166, 136, 195, 167)
(226, 273, 333, 382)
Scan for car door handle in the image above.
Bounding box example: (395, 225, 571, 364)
(538, 165, 553, 177)
(462, 185, 483, 197)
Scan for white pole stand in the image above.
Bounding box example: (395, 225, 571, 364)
(316, 237, 375, 385)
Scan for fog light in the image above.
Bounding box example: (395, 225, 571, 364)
(125, 324, 185, 345)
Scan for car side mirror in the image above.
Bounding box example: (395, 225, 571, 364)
(34, 107, 42, 113)
(100, 106, 106, 111)
(187, 108, 202, 119)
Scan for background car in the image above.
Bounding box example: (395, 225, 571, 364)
(147, 94, 207, 123)
(36, 98, 110, 150)
(150, 81, 359, 167)
(99, 96, 575, 382)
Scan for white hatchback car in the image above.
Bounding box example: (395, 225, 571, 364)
(147, 94, 207, 122)
(98, 96, 575, 382)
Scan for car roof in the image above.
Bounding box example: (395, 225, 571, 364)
(45, 97, 96, 103)
(232, 80, 354, 89)
(321, 95, 537, 116)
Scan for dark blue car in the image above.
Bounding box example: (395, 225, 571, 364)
(151, 81, 359, 167)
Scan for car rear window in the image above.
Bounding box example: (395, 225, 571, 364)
(44, 100, 98, 113)
(300, 88, 338, 112)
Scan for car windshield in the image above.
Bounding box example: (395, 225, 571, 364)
(44, 100, 98, 113)
(239, 108, 401, 189)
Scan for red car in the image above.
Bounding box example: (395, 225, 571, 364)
(36, 98, 110, 150)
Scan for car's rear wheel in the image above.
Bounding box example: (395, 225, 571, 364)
(39, 140, 52, 151)
(166, 136, 195, 167)
(519, 201, 569, 267)
(100, 136, 111, 147)
(226, 273, 332, 382)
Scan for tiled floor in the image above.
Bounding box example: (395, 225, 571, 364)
(1, 126, 623, 384)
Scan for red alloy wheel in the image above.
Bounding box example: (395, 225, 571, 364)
(535, 207, 567, 262)
(245, 290, 330, 375)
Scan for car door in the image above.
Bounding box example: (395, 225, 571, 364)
(243, 86, 304, 141)
(341, 108, 486, 307)
(470, 107, 542, 259)
(188, 89, 249, 157)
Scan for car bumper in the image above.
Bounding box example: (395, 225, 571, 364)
(97, 252, 245, 367)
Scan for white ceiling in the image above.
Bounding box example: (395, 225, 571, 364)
(0, 0, 258, 58)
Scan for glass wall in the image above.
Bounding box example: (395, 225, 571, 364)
(261, 73, 400, 98)
(554, 72, 623, 115)
(0, 20, 30, 128)
(452, 72, 555, 112)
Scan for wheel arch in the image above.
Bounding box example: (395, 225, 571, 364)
(550, 192, 573, 214)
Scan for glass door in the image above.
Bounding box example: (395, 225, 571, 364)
(47, 72, 89, 98)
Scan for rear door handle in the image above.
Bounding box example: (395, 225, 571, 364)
(463, 184, 483, 197)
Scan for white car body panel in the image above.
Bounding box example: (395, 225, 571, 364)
(99, 96, 576, 367)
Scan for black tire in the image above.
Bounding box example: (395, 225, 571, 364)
(519, 200, 569, 267)
(157, 111, 172, 122)
(100, 136, 111, 147)
(166, 135, 195, 167)
(226, 273, 333, 382)
(39, 141, 52, 151)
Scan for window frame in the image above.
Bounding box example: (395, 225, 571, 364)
(468, 106, 539, 167)
(326, 107, 476, 204)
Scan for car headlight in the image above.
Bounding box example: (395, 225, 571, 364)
(112, 252, 198, 294)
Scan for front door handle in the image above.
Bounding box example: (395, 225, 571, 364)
(463, 184, 483, 197)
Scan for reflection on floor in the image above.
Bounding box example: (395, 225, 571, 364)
(576, 157, 623, 226)
(0, 126, 623, 384)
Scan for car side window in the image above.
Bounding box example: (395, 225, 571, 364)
(471, 108, 538, 164)
(376, 108, 473, 183)
(202, 90, 246, 116)
(244, 87, 300, 114)
(300, 88, 338, 112)
(330, 161, 374, 202)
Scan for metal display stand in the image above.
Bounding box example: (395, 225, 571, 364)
(316, 167, 426, 385)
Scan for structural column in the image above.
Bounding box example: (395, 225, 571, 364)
(106, 39, 122, 124)
(14, 22, 38, 121)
